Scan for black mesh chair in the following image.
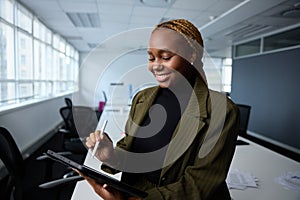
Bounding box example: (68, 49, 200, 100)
(59, 106, 78, 139)
(236, 104, 251, 145)
(58, 106, 99, 154)
(64, 97, 72, 107)
(236, 104, 251, 136)
(37, 105, 97, 191)
(0, 127, 83, 200)
(0, 127, 24, 200)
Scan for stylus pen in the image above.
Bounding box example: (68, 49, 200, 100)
(92, 119, 108, 158)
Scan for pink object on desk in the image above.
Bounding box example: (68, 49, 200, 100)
(98, 101, 105, 112)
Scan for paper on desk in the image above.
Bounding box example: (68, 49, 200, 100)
(275, 171, 300, 192)
(226, 168, 259, 190)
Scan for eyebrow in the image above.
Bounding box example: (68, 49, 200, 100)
(147, 48, 174, 54)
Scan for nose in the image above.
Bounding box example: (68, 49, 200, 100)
(151, 60, 164, 71)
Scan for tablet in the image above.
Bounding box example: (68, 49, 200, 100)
(45, 150, 148, 198)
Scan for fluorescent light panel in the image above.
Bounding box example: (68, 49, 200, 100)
(88, 43, 98, 48)
(66, 12, 100, 27)
(140, 0, 173, 7)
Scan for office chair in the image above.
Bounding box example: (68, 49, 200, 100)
(64, 97, 72, 107)
(59, 106, 78, 139)
(58, 106, 99, 154)
(46, 106, 99, 186)
(0, 127, 24, 200)
(236, 104, 251, 145)
(0, 127, 83, 200)
(236, 104, 251, 135)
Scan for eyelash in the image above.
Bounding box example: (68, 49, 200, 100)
(163, 56, 171, 60)
(148, 56, 172, 62)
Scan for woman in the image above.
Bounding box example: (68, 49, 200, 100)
(83, 19, 239, 200)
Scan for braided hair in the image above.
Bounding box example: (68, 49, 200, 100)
(154, 19, 204, 59)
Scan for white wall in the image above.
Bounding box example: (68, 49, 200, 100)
(79, 49, 157, 108)
(0, 95, 69, 155)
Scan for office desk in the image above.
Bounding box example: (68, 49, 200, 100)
(229, 138, 300, 200)
(72, 106, 300, 200)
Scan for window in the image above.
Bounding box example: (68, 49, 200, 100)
(0, 82, 16, 104)
(0, 21, 15, 105)
(0, 0, 79, 110)
(16, 4, 32, 34)
(0, 21, 15, 80)
(0, 0, 13, 24)
(203, 56, 232, 93)
(234, 25, 300, 58)
(16, 30, 33, 80)
(222, 58, 232, 93)
(235, 39, 261, 57)
(263, 27, 300, 52)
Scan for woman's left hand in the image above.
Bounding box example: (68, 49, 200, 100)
(73, 169, 141, 200)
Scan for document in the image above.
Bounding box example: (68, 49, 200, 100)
(226, 168, 258, 190)
(275, 171, 300, 192)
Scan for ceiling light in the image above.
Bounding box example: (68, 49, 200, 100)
(66, 12, 100, 28)
(159, 17, 172, 23)
(294, 2, 300, 8)
(209, 16, 216, 21)
(88, 43, 98, 49)
(140, 0, 173, 7)
(282, 9, 300, 18)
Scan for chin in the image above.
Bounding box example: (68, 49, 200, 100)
(158, 83, 170, 88)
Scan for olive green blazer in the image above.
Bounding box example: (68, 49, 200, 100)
(104, 76, 239, 200)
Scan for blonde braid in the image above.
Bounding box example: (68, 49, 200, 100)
(155, 19, 204, 58)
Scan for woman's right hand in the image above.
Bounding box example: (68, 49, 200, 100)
(86, 130, 114, 163)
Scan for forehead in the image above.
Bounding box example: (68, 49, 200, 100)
(148, 28, 190, 56)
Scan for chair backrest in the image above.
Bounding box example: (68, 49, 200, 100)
(64, 97, 72, 107)
(0, 127, 25, 200)
(236, 104, 251, 136)
(59, 106, 99, 138)
(72, 106, 99, 138)
(60, 106, 73, 130)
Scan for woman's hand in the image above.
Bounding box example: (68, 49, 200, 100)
(73, 169, 141, 200)
(85, 177, 124, 200)
(86, 131, 114, 163)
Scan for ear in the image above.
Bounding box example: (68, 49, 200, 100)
(190, 51, 197, 64)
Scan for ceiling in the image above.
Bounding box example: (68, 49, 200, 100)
(19, 0, 300, 57)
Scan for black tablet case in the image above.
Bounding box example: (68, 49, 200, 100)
(45, 150, 147, 198)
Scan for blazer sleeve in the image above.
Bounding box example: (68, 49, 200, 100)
(143, 98, 240, 200)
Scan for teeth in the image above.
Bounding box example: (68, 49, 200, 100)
(156, 74, 168, 76)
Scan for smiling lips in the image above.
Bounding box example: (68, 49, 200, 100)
(154, 72, 171, 82)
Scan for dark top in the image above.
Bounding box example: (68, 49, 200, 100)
(131, 87, 191, 183)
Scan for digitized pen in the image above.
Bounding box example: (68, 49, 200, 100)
(91, 119, 108, 158)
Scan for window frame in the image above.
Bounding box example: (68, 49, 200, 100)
(233, 24, 300, 59)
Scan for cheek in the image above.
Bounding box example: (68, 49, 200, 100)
(171, 59, 191, 76)
(147, 63, 153, 72)
(167, 58, 184, 71)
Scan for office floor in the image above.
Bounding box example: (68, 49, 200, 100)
(0, 131, 87, 200)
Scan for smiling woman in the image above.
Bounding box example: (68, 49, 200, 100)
(82, 19, 240, 200)
(147, 28, 198, 88)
